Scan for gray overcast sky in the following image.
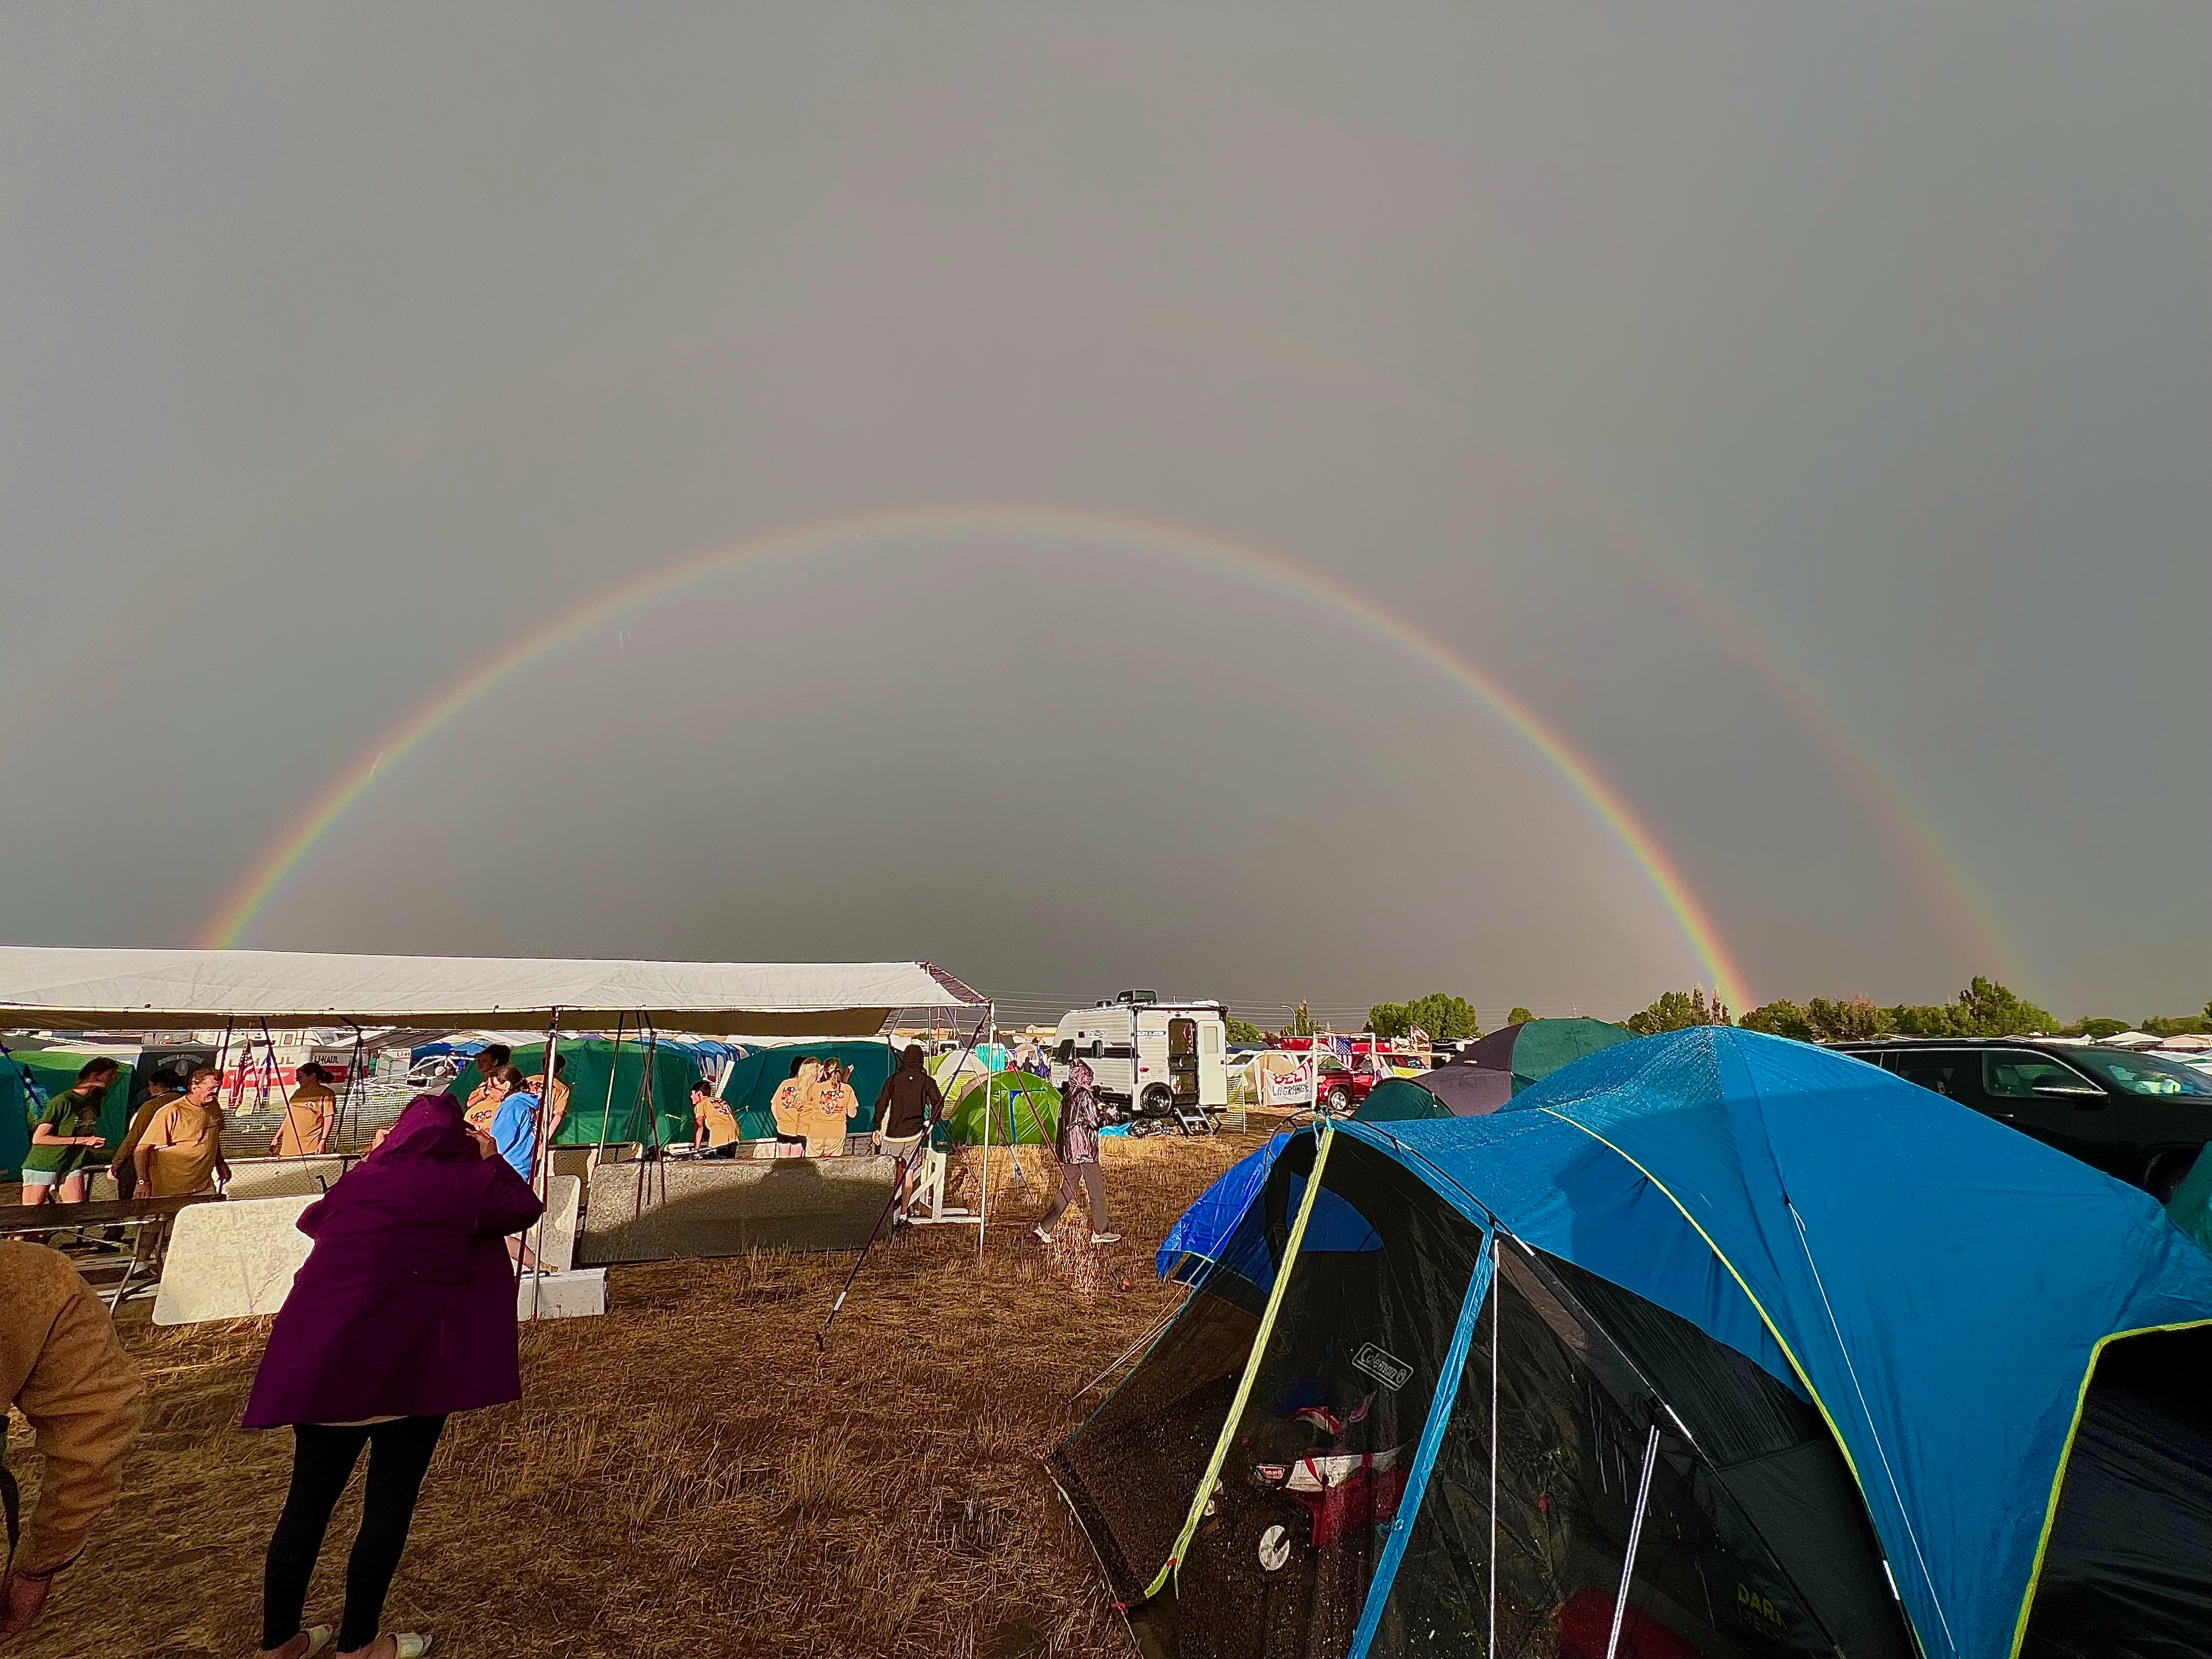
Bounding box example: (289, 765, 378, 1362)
(3, 4, 2207, 1023)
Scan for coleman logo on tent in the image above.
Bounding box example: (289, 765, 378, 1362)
(1352, 1342, 1410, 1391)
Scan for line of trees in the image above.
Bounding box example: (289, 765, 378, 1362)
(1367, 994, 1485, 1042)
(1642, 979, 2212, 1043)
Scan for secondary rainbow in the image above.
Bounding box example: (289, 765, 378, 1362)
(200, 505, 1756, 1009)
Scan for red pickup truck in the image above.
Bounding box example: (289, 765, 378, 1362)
(1314, 1055, 1393, 1114)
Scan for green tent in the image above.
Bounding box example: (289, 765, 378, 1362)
(449, 1039, 703, 1148)
(1352, 1076, 1452, 1124)
(943, 1071, 1060, 1146)
(714, 1041, 898, 1141)
(2166, 1144, 2212, 1256)
(5, 1052, 136, 1178)
(1461, 1017, 1631, 1094)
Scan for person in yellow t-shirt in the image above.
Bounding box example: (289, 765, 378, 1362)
(806, 1060, 859, 1158)
(133, 1066, 230, 1198)
(690, 1078, 741, 1157)
(769, 1057, 821, 1158)
(269, 1062, 337, 1158)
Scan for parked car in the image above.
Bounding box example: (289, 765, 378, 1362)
(1829, 1037, 2212, 1200)
(1314, 1055, 1393, 1115)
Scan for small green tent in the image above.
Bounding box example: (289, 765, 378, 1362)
(449, 1040, 703, 1148)
(5, 1052, 136, 1178)
(943, 1071, 1060, 1146)
(1352, 1076, 1452, 1124)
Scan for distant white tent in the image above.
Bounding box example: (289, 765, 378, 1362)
(0, 947, 969, 1035)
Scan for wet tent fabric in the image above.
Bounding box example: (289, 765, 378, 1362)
(1460, 1017, 1629, 1093)
(942, 1071, 1060, 1146)
(450, 1041, 703, 1148)
(1375, 1029, 2212, 1658)
(4, 1052, 136, 1177)
(1058, 1027, 2212, 1659)
(1351, 1066, 1513, 1121)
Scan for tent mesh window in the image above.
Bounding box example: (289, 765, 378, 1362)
(2021, 1324, 2212, 1658)
(1165, 1135, 1485, 1659)
(1052, 1148, 1291, 1604)
(1366, 1246, 1912, 1659)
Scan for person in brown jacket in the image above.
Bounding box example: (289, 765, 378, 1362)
(0, 1242, 145, 1645)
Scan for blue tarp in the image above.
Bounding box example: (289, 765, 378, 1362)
(1316, 1026, 2212, 1659)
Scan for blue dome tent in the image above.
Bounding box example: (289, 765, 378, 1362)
(1053, 1026, 2212, 1659)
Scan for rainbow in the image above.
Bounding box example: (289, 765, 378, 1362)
(199, 505, 1757, 1008)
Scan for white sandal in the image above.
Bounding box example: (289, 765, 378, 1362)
(265, 1627, 336, 1659)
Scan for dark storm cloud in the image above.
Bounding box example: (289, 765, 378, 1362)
(3, 4, 2206, 1020)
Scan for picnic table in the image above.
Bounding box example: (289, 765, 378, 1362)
(0, 1192, 223, 1308)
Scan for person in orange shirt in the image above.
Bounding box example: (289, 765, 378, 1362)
(769, 1058, 821, 1158)
(460, 1044, 513, 1135)
(807, 1060, 859, 1158)
(691, 1078, 741, 1158)
(269, 1062, 337, 1158)
(133, 1066, 232, 1198)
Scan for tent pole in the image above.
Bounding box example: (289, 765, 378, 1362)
(818, 1007, 986, 1348)
(1488, 1246, 1500, 1659)
(519, 1009, 562, 1321)
(595, 1011, 625, 1163)
(1603, 1417, 1663, 1659)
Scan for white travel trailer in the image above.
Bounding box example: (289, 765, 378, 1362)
(1054, 991, 1229, 1128)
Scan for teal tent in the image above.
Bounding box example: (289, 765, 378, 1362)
(943, 1071, 1060, 1146)
(2167, 1143, 2212, 1255)
(1350, 1076, 1451, 1124)
(1459, 1016, 1630, 1093)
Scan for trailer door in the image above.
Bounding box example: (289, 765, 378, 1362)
(1167, 1017, 1200, 1109)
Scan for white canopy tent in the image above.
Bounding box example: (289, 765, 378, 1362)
(0, 947, 970, 1036)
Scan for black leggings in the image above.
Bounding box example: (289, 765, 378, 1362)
(1039, 1162, 1109, 1233)
(262, 1415, 447, 1652)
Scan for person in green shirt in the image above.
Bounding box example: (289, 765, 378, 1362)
(20, 1059, 119, 1206)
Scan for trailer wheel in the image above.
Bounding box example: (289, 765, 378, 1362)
(1142, 1084, 1175, 1118)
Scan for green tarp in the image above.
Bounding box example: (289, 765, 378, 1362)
(943, 1071, 1060, 1146)
(4, 1052, 136, 1179)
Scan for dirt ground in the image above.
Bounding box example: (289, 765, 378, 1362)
(7, 1120, 1279, 1659)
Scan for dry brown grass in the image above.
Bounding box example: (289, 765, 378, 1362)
(7, 1119, 1285, 1659)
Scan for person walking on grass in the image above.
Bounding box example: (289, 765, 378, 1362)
(1033, 1057, 1119, 1246)
(19, 1059, 117, 1207)
(247, 1092, 543, 1659)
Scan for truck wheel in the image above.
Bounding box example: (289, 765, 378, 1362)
(1327, 1086, 1351, 1113)
(1142, 1085, 1175, 1118)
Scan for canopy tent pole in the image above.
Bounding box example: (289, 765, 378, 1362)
(593, 1011, 626, 1164)
(517, 1008, 561, 1319)
(1604, 1417, 1663, 1659)
(819, 1008, 988, 1348)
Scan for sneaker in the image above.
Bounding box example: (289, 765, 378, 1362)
(1031, 1226, 1051, 1243)
(1090, 1231, 1122, 1245)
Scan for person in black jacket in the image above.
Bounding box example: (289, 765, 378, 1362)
(872, 1046, 943, 1210)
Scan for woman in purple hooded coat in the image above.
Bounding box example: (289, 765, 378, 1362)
(246, 1092, 543, 1659)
